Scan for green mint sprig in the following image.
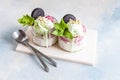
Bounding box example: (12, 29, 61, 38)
(17, 14, 46, 36)
(18, 14, 35, 26)
(52, 19, 73, 39)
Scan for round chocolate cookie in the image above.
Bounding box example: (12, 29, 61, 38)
(63, 14, 76, 23)
(31, 8, 45, 19)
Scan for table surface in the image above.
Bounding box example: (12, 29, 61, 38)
(0, 0, 120, 80)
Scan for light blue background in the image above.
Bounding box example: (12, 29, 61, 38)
(0, 0, 120, 80)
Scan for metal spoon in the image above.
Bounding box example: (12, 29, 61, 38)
(12, 29, 57, 72)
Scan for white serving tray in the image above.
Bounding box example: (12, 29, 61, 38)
(16, 28, 97, 66)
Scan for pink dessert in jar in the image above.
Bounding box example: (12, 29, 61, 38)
(18, 8, 57, 47)
(52, 14, 86, 52)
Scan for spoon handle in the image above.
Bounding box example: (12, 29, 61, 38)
(26, 42, 57, 67)
(24, 42, 49, 72)
(35, 49, 57, 67)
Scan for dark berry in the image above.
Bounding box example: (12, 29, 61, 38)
(31, 8, 45, 19)
(63, 14, 76, 23)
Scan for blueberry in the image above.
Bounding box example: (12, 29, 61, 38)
(63, 14, 76, 23)
(31, 8, 45, 19)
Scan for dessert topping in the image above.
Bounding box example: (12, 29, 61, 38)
(31, 8, 45, 19)
(63, 14, 76, 23)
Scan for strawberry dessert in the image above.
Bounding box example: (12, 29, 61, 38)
(52, 14, 86, 52)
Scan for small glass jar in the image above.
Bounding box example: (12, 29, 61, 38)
(58, 25, 86, 52)
(31, 27, 57, 47)
(31, 15, 57, 47)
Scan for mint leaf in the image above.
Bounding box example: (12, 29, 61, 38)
(64, 29, 73, 39)
(58, 30, 64, 36)
(18, 14, 35, 26)
(54, 23, 62, 30)
(52, 30, 59, 36)
(60, 19, 68, 29)
(52, 18, 73, 39)
(52, 29, 64, 36)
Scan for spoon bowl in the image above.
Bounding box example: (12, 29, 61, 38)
(12, 30, 28, 43)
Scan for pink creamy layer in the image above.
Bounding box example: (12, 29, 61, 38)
(45, 15, 56, 23)
(82, 24, 86, 32)
(60, 36, 84, 46)
(74, 36, 84, 45)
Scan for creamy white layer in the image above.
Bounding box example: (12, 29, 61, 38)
(32, 35, 57, 47)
